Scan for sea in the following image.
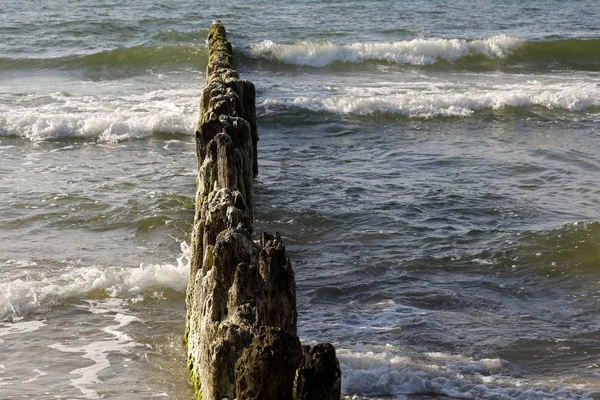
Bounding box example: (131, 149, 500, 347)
(1, 0, 600, 399)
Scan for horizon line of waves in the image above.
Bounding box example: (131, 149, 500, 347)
(247, 37, 600, 71)
(0, 243, 190, 322)
(0, 44, 208, 73)
(260, 84, 600, 119)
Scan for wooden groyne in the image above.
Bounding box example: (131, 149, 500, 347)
(185, 21, 341, 400)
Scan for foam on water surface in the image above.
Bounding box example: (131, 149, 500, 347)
(247, 37, 600, 72)
(0, 319, 46, 335)
(337, 343, 597, 399)
(0, 294, 186, 399)
(1, 1, 600, 398)
(21, 368, 48, 384)
(0, 242, 190, 321)
(261, 79, 600, 118)
(249, 36, 523, 67)
(49, 301, 141, 399)
(0, 85, 198, 141)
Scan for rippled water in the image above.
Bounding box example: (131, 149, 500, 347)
(1, 0, 600, 399)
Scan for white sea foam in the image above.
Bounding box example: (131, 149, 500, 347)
(299, 299, 427, 339)
(301, 298, 598, 398)
(0, 320, 46, 336)
(0, 242, 190, 321)
(262, 81, 600, 118)
(21, 368, 48, 384)
(49, 305, 141, 399)
(0, 87, 198, 141)
(0, 364, 7, 387)
(0, 112, 195, 142)
(249, 36, 522, 67)
(338, 343, 594, 399)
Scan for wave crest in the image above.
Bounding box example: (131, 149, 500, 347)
(0, 112, 196, 142)
(339, 344, 593, 399)
(261, 82, 600, 118)
(248, 37, 600, 71)
(0, 88, 198, 142)
(0, 243, 190, 321)
(248, 36, 523, 67)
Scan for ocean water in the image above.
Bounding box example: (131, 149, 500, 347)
(1, 0, 600, 398)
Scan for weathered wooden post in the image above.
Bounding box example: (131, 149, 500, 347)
(185, 21, 341, 400)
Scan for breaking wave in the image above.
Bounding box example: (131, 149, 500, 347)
(338, 343, 596, 399)
(0, 88, 198, 141)
(3, 37, 599, 75)
(249, 35, 521, 67)
(0, 243, 190, 321)
(248, 37, 600, 71)
(261, 81, 600, 118)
